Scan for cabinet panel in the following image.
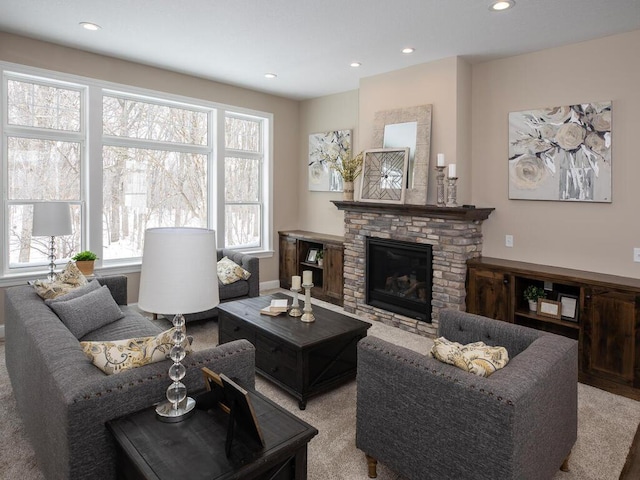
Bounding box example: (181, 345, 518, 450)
(324, 243, 344, 303)
(584, 289, 640, 385)
(467, 267, 510, 321)
(279, 235, 298, 289)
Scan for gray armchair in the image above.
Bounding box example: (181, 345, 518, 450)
(356, 309, 578, 480)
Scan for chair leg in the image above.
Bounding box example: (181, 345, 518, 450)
(366, 454, 378, 478)
(560, 451, 571, 472)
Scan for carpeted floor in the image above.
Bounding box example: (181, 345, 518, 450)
(2, 300, 640, 479)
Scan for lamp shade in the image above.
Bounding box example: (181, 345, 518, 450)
(32, 202, 72, 237)
(138, 227, 220, 315)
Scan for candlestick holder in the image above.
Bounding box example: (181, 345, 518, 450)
(301, 283, 315, 323)
(289, 288, 302, 317)
(435, 165, 446, 207)
(446, 177, 459, 207)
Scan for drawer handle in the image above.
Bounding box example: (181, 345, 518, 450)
(233, 326, 240, 332)
(270, 367, 279, 374)
(270, 347, 280, 353)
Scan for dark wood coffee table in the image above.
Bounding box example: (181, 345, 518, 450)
(107, 384, 318, 480)
(218, 294, 371, 409)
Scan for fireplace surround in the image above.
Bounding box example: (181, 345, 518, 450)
(333, 201, 494, 337)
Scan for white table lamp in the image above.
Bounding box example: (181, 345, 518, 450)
(138, 227, 220, 422)
(32, 202, 72, 281)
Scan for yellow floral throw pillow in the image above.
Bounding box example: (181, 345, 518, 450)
(80, 328, 193, 375)
(33, 261, 88, 300)
(430, 337, 509, 377)
(217, 256, 252, 285)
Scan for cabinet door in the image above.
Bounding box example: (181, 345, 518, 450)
(583, 288, 640, 386)
(466, 267, 510, 321)
(279, 234, 298, 289)
(324, 243, 344, 304)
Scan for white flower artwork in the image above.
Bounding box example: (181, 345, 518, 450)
(308, 130, 351, 192)
(508, 102, 612, 202)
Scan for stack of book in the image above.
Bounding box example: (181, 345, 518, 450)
(260, 299, 289, 316)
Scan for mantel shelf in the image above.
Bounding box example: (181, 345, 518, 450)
(331, 201, 494, 222)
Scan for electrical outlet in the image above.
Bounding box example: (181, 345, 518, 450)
(505, 235, 514, 248)
(634, 248, 640, 263)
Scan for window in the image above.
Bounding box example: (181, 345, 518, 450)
(1, 64, 272, 277)
(4, 75, 84, 270)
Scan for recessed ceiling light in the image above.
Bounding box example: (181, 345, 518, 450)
(79, 22, 101, 31)
(264, 73, 277, 79)
(402, 47, 415, 54)
(490, 1, 515, 11)
(350, 62, 361, 68)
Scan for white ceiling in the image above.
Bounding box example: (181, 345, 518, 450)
(1, 0, 639, 100)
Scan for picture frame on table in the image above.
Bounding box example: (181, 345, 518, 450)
(558, 294, 579, 322)
(537, 298, 562, 320)
(306, 249, 318, 263)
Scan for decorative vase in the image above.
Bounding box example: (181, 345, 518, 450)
(343, 181, 354, 201)
(76, 260, 95, 276)
(528, 299, 537, 311)
(318, 259, 324, 267)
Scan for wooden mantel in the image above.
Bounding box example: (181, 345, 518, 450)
(331, 201, 494, 222)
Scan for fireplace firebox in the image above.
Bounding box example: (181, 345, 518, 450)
(365, 237, 433, 322)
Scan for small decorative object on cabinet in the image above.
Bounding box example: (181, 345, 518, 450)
(467, 257, 640, 401)
(279, 231, 344, 306)
(524, 285, 546, 311)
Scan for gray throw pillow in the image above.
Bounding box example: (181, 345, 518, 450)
(45, 279, 101, 305)
(48, 285, 124, 339)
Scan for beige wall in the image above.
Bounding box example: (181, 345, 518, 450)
(0, 32, 300, 324)
(297, 91, 359, 236)
(472, 30, 640, 277)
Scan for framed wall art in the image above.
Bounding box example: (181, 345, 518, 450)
(308, 130, 351, 192)
(508, 102, 611, 202)
(537, 298, 562, 320)
(359, 148, 409, 204)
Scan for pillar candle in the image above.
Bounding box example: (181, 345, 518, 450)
(303, 270, 313, 285)
(437, 153, 445, 167)
(448, 163, 457, 178)
(292, 275, 301, 290)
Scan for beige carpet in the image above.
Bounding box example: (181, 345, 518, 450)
(2, 300, 640, 479)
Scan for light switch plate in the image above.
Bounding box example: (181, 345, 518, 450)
(634, 248, 640, 263)
(505, 235, 514, 248)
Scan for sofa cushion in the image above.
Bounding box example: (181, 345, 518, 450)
(45, 279, 101, 304)
(47, 285, 124, 339)
(32, 261, 88, 299)
(80, 308, 163, 341)
(80, 327, 192, 375)
(217, 256, 251, 285)
(430, 337, 509, 377)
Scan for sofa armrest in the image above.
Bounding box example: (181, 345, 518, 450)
(96, 275, 128, 305)
(220, 248, 259, 297)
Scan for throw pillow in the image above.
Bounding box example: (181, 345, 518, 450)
(217, 256, 252, 285)
(430, 337, 509, 377)
(47, 285, 124, 339)
(80, 328, 193, 375)
(33, 261, 88, 299)
(44, 279, 101, 305)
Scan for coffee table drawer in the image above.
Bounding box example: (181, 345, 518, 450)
(256, 336, 298, 387)
(219, 313, 256, 345)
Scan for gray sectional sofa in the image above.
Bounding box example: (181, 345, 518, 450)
(4, 275, 256, 480)
(356, 309, 578, 480)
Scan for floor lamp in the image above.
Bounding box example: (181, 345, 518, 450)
(138, 227, 220, 422)
(32, 202, 72, 281)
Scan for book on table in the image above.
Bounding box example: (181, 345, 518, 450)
(260, 299, 289, 316)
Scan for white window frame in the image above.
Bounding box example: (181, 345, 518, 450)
(0, 61, 273, 285)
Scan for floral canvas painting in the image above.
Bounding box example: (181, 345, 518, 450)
(508, 102, 611, 202)
(308, 130, 351, 192)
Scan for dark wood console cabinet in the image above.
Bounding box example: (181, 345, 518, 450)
(279, 230, 344, 306)
(467, 257, 640, 400)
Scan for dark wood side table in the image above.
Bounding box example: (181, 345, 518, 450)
(107, 386, 318, 480)
(218, 294, 371, 409)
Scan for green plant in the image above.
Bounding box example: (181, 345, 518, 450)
(523, 285, 546, 301)
(328, 150, 364, 182)
(316, 249, 324, 260)
(72, 250, 98, 261)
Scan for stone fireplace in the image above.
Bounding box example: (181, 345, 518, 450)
(333, 201, 494, 337)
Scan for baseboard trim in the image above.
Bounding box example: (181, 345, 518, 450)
(260, 280, 280, 292)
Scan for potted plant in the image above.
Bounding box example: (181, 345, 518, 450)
(316, 249, 324, 267)
(523, 285, 546, 311)
(328, 150, 364, 201)
(72, 250, 98, 276)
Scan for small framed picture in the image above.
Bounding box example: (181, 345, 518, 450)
(558, 294, 579, 322)
(306, 249, 318, 263)
(537, 298, 562, 319)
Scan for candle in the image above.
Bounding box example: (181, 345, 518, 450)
(448, 163, 457, 178)
(292, 275, 301, 290)
(437, 153, 445, 167)
(303, 270, 313, 285)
